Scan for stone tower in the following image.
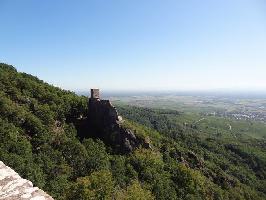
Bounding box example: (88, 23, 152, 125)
(91, 88, 100, 99)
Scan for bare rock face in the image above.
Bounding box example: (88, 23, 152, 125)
(0, 161, 53, 200)
(187, 151, 204, 169)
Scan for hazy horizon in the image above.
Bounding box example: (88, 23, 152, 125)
(1, 0, 266, 91)
(77, 89, 266, 99)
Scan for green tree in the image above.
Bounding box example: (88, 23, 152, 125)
(115, 180, 154, 200)
(67, 170, 115, 200)
(83, 138, 110, 172)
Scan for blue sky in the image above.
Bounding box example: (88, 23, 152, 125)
(0, 0, 266, 91)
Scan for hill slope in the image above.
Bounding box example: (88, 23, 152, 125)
(0, 63, 265, 200)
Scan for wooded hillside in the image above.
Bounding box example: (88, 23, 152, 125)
(0, 63, 265, 200)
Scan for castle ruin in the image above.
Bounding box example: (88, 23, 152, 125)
(88, 89, 122, 126)
(87, 89, 149, 153)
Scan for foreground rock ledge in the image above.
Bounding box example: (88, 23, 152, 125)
(0, 161, 53, 200)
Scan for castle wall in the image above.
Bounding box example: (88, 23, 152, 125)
(88, 99, 119, 126)
(0, 161, 53, 200)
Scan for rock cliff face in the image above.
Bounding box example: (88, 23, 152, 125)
(0, 161, 53, 200)
(87, 89, 149, 153)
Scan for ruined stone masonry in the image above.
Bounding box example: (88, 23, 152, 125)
(0, 161, 53, 200)
(88, 89, 150, 153)
(88, 89, 122, 128)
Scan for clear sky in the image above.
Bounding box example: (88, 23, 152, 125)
(0, 0, 266, 92)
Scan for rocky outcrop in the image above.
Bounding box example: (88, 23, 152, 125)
(0, 161, 53, 200)
(171, 150, 204, 169)
(87, 89, 150, 153)
(187, 151, 204, 169)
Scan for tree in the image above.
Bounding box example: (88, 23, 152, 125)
(66, 170, 115, 200)
(115, 180, 154, 200)
(83, 138, 110, 172)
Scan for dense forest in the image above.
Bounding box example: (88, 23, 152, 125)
(0, 63, 266, 200)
